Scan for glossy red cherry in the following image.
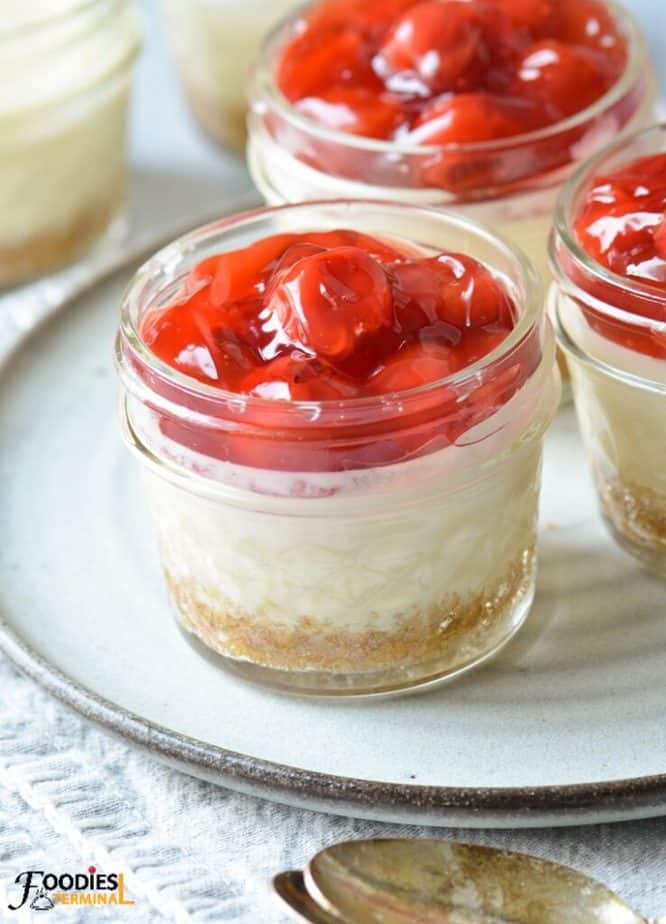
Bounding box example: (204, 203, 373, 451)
(513, 40, 612, 120)
(190, 234, 318, 308)
(575, 154, 666, 287)
(242, 354, 359, 401)
(556, 0, 626, 64)
(295, 87, 403, 138)
(266, 245, 394, 361)
(141, 286, 258, 389)
(390, 253, 513, 330)
(573, 151, 666, 358)
(368, 341, 460, 394)
(489, 0, 561, 39)
(375, 1, 493, 96)
(654, 218, 666, 262)
(277, 26, 378, 102)
(410, 92, 534, 144)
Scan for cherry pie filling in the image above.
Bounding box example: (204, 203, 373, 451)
(138, 229, 537, 473)
(270, 0, 630, 192)
(573, 151, 666, 358)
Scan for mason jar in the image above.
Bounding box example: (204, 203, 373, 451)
(0, 0, 141, 288)
(248, 0, 654, 287)
(551, 124, 666, 577)
(116, 200, 560, 696)
(159, 0, 302, 152)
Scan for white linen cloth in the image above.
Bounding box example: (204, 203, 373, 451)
(1, 654, 665, 923)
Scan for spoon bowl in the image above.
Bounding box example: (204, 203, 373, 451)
(278, 839, 654, 924)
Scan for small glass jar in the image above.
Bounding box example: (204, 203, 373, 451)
(159, 0, 302, 152)
(551, 124, 666, 577)
(248, 0, 654, 287)
(116, 201, 560, 697)
(0, 0, 141, 288)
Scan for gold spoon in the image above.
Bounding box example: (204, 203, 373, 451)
(275, 839, 663, 924)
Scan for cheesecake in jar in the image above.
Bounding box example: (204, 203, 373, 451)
(116, 201, 560, 696)
(248, 0, 654, 285)
(0, 0, 141, 288)
(159, 0, 301, 152)
(551, 124, 666, 576)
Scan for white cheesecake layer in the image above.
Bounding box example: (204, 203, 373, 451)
(0, 79, 131, 249)
(559, 293, 666, 498)
(160, 0, 300, 115)
(133, 356, 558, 634)
(0, 0, 139, 253)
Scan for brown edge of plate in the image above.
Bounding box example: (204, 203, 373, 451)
(2, 616, 666, 828)
(1, 202, 665, 829)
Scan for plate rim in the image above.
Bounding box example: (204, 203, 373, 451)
(2, 614, 666, 827)
(2, 231, 666, 829)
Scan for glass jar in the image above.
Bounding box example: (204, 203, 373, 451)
(551, 124, 666, 577)
(159, 0, 302, 152)
(248, 0, 654, 287)
(116, 201, 560, 697)
(0, 0, 141, 288)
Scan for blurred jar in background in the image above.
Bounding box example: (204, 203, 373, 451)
(159, 0, 301, 152)
(0, 0, 141, 288)
(248, 0, 654, 287)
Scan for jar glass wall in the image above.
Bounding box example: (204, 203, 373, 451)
(551, 124, 666, 576)
(0, 0, 141, 288)
(116, 201, 560, 696)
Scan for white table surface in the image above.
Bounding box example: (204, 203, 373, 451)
(1, 1, 665, 921)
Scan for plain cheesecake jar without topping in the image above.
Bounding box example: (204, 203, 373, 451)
(248, 0, 654, 286)
(159, 0, 302, 152)
(116, 201, 560, 696)
(551, 124, 666, 576)
(0, 0, 141, 288)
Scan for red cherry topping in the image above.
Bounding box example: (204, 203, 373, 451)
(140, 230, 525, 470)
(490, 0, 561, 38)
(275, 0, 626, 147)
(409, 92, 536, 145)
(573, 151, 666, 358)
(266, 245, 394, 362)
(295, 87, 404, 138)
(513, 40, 612, 121)
(375, 1, 494, 96)
(575, 154, 666, 289)
(277, 26, 378, 102)
(390, 252, 513, 329)
(369, 341, 460, 394)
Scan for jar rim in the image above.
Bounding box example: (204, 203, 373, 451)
(0, 0, 101, 39)
(551, 287, 666, 395)
(253, 0, 648, 159)
(0, 0, 141, 120)
(550, 121, 666, 325)
(118, 199, 544, 419)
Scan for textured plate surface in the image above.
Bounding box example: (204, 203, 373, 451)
(1, 261, 666, 828)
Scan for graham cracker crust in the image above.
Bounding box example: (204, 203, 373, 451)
(183, 83, 247, 153)
(166, 547, 535, 673)
(0, 200, 119, 288)
(599, 475, 666, 555)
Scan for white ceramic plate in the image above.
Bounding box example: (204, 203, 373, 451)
(1, 257, 665, 829)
